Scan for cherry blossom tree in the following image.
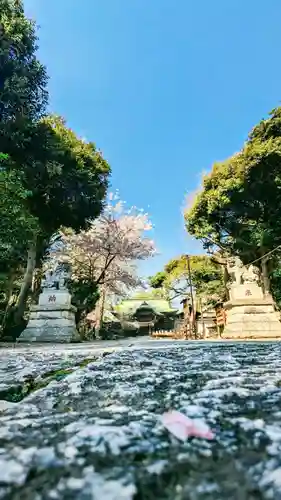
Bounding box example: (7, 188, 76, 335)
(54, 193, 155, 292)
(52, 193, 155, 336)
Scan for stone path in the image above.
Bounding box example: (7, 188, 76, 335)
(1, 341, 281, 499)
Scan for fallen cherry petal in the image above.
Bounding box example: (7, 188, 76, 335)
(161, 410, 214, 441)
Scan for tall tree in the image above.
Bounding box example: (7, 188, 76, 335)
(185, 106, 281, 294)
(10, 116, 111, 321)
(0, 2, 111, 328)
(0, 0, 47, 325)
(150, 255, 225, 305)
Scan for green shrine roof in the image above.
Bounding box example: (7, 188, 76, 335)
(115, 299, 179, 316)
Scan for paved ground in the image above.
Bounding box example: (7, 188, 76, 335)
(1, 340, 281, 499)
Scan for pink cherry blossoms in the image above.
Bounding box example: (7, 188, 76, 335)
(53, 193, 156, 294)
(161, 410, 214, 441)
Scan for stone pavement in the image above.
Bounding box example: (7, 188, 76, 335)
(1, 340, 281, 499)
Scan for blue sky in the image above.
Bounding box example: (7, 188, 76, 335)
(24, 0, 281, 278)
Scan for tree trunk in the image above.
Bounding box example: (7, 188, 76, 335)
(261, 256, 270, 297)
(95, 256, 115, 286)
(14, 238, 37, 322)
(6, 271, 16, 306)
(95, 286, 106, 339)
(1, 271, 16, 332)
(222, 265, 230, 301)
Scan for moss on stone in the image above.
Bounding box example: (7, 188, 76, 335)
(0, 378, 50, 403)
(0, 355, 102, 403)
(41, 368, 74, 380)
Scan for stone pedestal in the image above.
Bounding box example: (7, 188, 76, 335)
(223, 283, 281, 339)
(18, 289, 80, 343)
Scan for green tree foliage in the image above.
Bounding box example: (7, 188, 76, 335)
(0, 0, 48, 124)
(150, 255, 225, 305)
(132, 288, 170, 301)
(270, 267, 281, 308)
(149, 272, 166, 289)
(185, 107, 281, 294)
(5, 115, 111, 236)
(0, 167, 38, 260)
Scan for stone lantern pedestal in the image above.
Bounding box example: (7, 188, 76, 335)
(18, 289, 80, 343)
(223, 282, 281, 339)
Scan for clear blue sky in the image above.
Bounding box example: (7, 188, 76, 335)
(24, 0, 281, 278)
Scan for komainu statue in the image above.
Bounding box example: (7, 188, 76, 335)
(226, 256, 260, 287)
(226, 256, 244, 285)
(242, 264, 260, 284)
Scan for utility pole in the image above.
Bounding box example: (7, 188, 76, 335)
(199, 297, 205, 339)
(186, 254, 196, 338)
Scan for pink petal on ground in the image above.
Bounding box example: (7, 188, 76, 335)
(161, 410, 214, 441)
